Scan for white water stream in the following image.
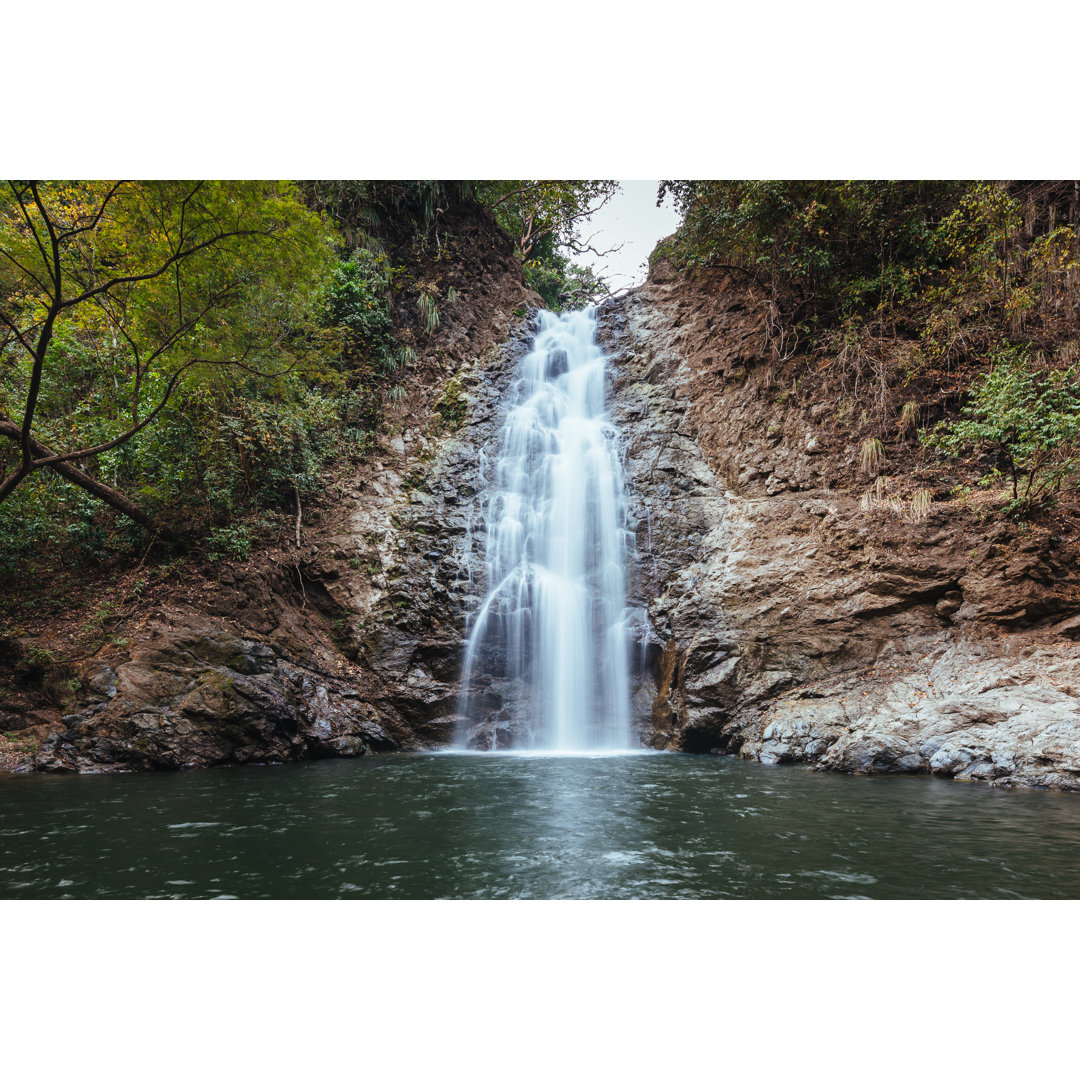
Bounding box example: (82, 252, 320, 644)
(459, 308, 634, 750)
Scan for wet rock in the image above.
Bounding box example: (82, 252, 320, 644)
(20, 246, 544, 772)
(32, 611, 410, 773)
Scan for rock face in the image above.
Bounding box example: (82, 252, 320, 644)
(599, 267, 1080, 791)
(291, 319, 535, 751)
(11, 206, 542, 774)
(22, 316, 536, 773)
(12, 243, 1080, 790)
(35, 615, 403, 772)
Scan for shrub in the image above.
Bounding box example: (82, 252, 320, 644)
(208, 524, 253, 563)
(928, 346, 1080, 514)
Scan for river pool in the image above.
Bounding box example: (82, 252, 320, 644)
(2, 751, 1079, 899)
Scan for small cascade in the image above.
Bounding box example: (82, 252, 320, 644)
(458, 307, 634, 750)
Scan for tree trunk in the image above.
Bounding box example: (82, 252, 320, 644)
(0, 419, 178, 540)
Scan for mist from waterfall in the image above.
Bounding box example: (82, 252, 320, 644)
(458, 307, 634, 751)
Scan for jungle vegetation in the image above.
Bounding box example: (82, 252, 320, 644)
(659, 180, 1080, 514)
(0, 179, 615, 577)
(4, 178, 1078, 585)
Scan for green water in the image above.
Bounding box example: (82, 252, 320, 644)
(2, 751, 1079, 899)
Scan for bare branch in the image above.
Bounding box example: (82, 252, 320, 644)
(7, 181, 55, 292)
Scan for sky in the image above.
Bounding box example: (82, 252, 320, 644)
(573, 180, 683, 295)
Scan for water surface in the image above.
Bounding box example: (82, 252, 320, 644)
(2, 752, 1079, 899)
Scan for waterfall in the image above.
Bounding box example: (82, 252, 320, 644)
(458, 307, 634, 751)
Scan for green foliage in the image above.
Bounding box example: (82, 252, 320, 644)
(927, 346, 1080, 513)
(327, 249, 394, 342)
(207, 523, 253, 562)
(0, 180, 342, 556)
(477, 181, 617, 308)
(0, 179, 433, 579)
(659, 180, 967, 325)
(325, 249, 411, 377)
(523, 250, 607, 311)
(661, 180, 1080, 508)
(298, 181, 477, 250)
(934, 183, 1020, 281)
(478, 181, 618, 259)
(0, 472, 60, 577)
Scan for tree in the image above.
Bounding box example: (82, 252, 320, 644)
(0, 181, 336, 536)
(478, 181, 620, 261)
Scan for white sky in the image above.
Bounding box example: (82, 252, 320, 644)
(572, 181, 683, 295)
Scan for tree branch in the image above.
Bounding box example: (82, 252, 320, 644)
(29, 346, 293, 469)
(0, 308, 38, 358)
(7, 181, 55, 292)
(0, 417, 177, 538)
(0, 461, 31, 503)
(60, 227, 270, 311)
(0, 243, 53, 297)
(486, 184, 532, 211)
(54, 181, 127, 242)
(19, 182, 63, 467)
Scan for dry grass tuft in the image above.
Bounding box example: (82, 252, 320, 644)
(859, 437, 887, 475)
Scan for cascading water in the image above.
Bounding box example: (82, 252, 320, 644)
(458, 307, 634, 751)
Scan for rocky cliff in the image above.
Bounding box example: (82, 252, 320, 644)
(7, 239, 1080, 791)
(601, 262, 1080, 790)
(1, 206, 541, 773)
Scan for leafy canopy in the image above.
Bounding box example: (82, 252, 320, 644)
(0, 180, 340, 557)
